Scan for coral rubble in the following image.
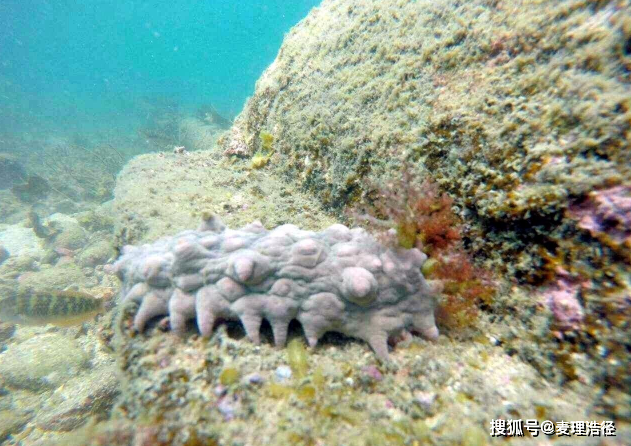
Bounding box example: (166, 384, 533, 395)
(108, 215, 439, 359)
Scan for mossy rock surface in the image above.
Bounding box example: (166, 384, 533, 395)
(49, 217, 88, 250)
(17, 261, 91, 291)
(219, 0, 631, 416)
(77, 239, 114, 267)
(106, 308, 620, 446)
(112, 149, 336, 246)
(0, 333, 89, 391)
(221, 0, 630, 281)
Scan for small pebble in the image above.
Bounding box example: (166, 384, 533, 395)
(217, 396, 235, 420)
(502, 400, 516, 412)
(274, 365, 292, 382)
(214, 385, 227, 397)
(243, 372, 264, 385)
(362, 365, 383, 381)
(414, 391, 436, 410)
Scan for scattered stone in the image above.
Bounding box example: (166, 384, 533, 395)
(243, 372, 264, 385)
(36, 365, 119, 432)
(0, 333, 89, 391)
(542, 276, 585, 331)
(17, 260, 90, 291)
(213, 385, 227, 397)
(217, 395, 239, 421)
(0, 410, 32, 442)
(48, 216, 87, 250)
(274, 365, 292, 382)
(0, 322, 16, 343)
(0, 245, 8, 265)
(77, 239, 114, 267)
(413, 391, 437, 413)
(362, 365, 383, 382)
(0, 225, 45, 258)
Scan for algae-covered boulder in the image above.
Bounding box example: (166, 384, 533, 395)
(17, 261, 93, 291)
(221, 0, 630, 282)
(0, 333, 89, 391)
(112, 149, 336, 246)
(48, 214, 88, 250)
(77, 239, 114, 267)
(219, 0, 631, 414)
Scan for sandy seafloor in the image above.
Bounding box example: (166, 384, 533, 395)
(0, 133, 628, 445)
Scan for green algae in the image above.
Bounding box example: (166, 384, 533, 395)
(250, 131, 275, 169)
(259, 131, 274, 152)
(287, 338, 309, 379)
(218, 367, 240, 386)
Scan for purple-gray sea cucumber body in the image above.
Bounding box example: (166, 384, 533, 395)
(108, 215, 439, 359)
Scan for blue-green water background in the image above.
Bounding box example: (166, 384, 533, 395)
(0, 0, 320, 136)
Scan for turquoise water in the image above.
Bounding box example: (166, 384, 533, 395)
(0, 0, 320, 134)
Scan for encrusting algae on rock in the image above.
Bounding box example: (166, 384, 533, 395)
(0, 289, 104, 326)
(107, 213, 440, 360)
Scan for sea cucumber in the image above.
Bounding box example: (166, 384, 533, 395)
(107, 215, 439, 359)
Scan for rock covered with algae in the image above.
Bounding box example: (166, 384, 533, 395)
(107, 214, 439, 360)
(217, 0, 631, 411)
(220, 0, 630, 282)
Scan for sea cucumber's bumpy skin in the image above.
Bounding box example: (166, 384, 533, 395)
(108, 216, 439, 359)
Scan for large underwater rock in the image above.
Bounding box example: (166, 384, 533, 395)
(111, 148, 337, 246)
(219, 0, 631, 419)
(221, 0, 630, 280)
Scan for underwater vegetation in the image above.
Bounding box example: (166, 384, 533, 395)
(136, 96, 183, 151)
(250, 131, 275, 169)
(39, 141, 125, 202)
(137, 97, 232, 153)
(0, 153, 27, 190)
(354, 168, 495, 331)
(5, 139, 125, 204)
(10, 174, 50, 203)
